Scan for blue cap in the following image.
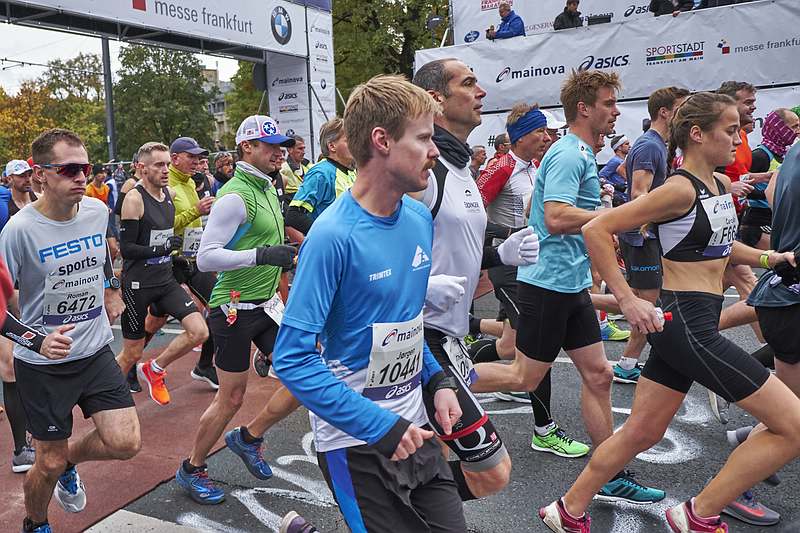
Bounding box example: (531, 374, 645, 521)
(169, 137, 209, 156)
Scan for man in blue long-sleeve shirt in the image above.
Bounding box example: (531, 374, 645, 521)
(273, 74, 465, 533)
(487, 2, 525, 40)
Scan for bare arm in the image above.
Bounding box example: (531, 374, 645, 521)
(544, 201, 601, 235)
(766, 167, 779, 208)
(630, 169, 654, 201)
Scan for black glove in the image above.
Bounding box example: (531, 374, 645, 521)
(165, 235, 183, 253)
(256, 245, 297, 268)
(773, 252, 800, 287)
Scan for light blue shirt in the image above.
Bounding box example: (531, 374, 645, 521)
(518, 133, 600, 293)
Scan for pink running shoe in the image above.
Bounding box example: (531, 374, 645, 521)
(666, 500, 729, 533)
(539, 500, 591, 533)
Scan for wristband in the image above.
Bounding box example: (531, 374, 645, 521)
(425, 371, 459, 396)
(760, 250, 773, 269)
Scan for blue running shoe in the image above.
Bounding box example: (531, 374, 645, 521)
(175, 463, 225, 505)
(595, 470, 665, 504)
(612, 363, 642, 384)
(225, 427, 273, 480)
(53, 465, 86, 513)
(21, 519, 52, 533)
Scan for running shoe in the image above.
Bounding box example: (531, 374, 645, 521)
(225, 427, 273, 480)
(539, 500, 591, 533)
(279, 511, 319, 533)
(595, 470, 665, 504)
(531, 426, 590, 458)
(127, 367, 141, 393)
(493, 391, 529, 403)
(253, 349, 271, 378)
(175, 463, 225, 505)
(137, 360, 170, 406)
(666, 500, 729, 532)
(707, 389, 730, 425)
(612, 363, 642, 384)
(601, 321, 631, 342)
(21, 519, 52, 533)
(722, 490, 780, 526)
(725, 426, 782, 486)
(12, 445, 35, 473)
(191, 365, 219, 390)
(463, 333, 484, 346)
(607, 313, 625, 321)
(53, 465, 86, 513)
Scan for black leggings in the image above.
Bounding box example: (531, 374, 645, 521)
(642, 290, 770, 403)
(3, 380, 28, 453)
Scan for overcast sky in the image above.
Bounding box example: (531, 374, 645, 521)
(0, 22, 239, 94)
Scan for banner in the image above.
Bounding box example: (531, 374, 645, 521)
(267, 52, 311, 144)
(418, 0, 799, 111)
(469, 85, 800, 166)
(453, 0, 652, 44)
(14, 0, 309, 56)
(307, 7, 337, 160)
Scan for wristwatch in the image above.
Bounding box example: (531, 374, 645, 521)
(107, 276, 121, 290)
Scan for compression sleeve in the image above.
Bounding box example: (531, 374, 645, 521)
(1, 313, 46, 353)
(196, 193, 256, 272)
(481, 245, 504, 269)
(284, 206, 314, 234)
(421, 341, 443, 386)
(119, 219, 167, 260)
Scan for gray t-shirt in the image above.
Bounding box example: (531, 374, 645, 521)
(621, 129, 668, 246)
(0, 197, 113, 365)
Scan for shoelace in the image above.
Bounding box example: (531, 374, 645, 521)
(554, 428, 575, 445)
(194, 470, 217, 490)
(620, 470, 647, 491)
(740, 490, 757, 507)
(60, 469, 78, 493)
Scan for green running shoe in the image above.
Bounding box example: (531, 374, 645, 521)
(601, 320, 631, 342)
(531, 425, 590, 458)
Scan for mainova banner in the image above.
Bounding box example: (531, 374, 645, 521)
(307, 7, 337, 159)
(417, 0, 799, 111)
(454, 0, 652, 43)
(267, 52, 312, 143)
(16, 0, 309, 56)
(470, 85, 800, 165)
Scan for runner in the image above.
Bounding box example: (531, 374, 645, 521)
(0, 128, 140, 533)
(175, 115, 297, 504)
(280, 134, 311, 202)
(540, 91, 800, 533)
(274, 74, 465, 533)
(472, 69, 664, 507)
(116, 142, 209, 404)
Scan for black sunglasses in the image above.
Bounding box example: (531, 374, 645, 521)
(38, 163, 93, 178)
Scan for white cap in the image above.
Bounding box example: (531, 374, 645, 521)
(4, 159, 31, 176)
(235, 115, 295, 147)
(541, 109, 566, 130)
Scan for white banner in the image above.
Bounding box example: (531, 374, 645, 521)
(267, 52, 311, 144)
(453, 0, 651, 43)
(14, 0, 309, 56)
(307, 7, 337, 160)
(418, 0, 800, 111)
(469, 85, 800, 166)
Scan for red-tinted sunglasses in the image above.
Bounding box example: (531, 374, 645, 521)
(38, 163, 92, 178)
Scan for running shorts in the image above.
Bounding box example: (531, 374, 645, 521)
(620, 238, 662, 290)
(121, 279, 197, 339)
(208, 306, 278, 373)
(756, 304, 800, 365)
(739, 207, 772, 248)
(643, 290, 770, 402)
(488, 265, 520, 329)
(515, 282, 601, 363)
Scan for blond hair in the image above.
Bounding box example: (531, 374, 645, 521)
(560, 70, 621, 123)
(136, 141, 169, 163)
(344, 74, 439, 167)
(506, 102, 539, 128)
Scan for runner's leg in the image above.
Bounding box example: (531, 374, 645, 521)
(23, 439, 69, 523)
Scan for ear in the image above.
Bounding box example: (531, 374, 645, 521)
(577, 101, 589, 118)
(371, 127, 390, 157)
(428, 90, 444, 105)
(689, 124, 703, 145)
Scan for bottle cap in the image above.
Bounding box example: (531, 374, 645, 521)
(663, 311, 672, 321)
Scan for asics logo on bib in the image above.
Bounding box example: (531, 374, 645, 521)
(38, 234, 104, 263)
(382, 324, 423, 347)
(386, 382, 414, 399)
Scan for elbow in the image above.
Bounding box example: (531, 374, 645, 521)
(581, 219, 605, 245)
(196, 249, 211, 272)
(544, 214, 563, 235)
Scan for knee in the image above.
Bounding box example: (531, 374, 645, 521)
(621, 421, 665, 451)
(187, 322, 209, 345)
(218, 389, 246, 412)
(466, 456, 511, 497)
(37, 451, 68, 478)
(113, 435, 142, 460)
(584, 363, 613, 392)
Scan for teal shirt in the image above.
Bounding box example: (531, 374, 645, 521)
(518, 134, 600, 293)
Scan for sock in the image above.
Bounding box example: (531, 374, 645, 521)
(3, 381, 29, 454)
(529, 368, 553, 429)
(150, 359, 165, 374)
(23, 518, 49, 533)
(240, 426, 262, 444)
(197, 334, 215, 369)
(468, 339, 500, 363)
(597, 310, 608, 329)
(750, 344, 775, 370)
(690, 497, 720, 522)
(183, 459, 205, 474)
(65, 462, 75, 472)
(618, 357, 638, 371)
(468, 316, 482, 336)
(535, 421, 557, 437)
(448, 461, 477, 501)
(560, 497, 585, 520)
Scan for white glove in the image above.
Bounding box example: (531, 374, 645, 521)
(425, 275, 468, 313)
(497, 226, 540, 266)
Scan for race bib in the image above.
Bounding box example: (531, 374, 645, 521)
(263, 292, 284, 326)
(43, 267, 104, 325)
(147, 228, 173, 265)
(363, 312, 424, 401)
(183, 228, 203, 257)
(700, 194, 737, 258)
(443, 336, 477, 386)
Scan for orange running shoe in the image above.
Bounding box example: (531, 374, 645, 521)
(137, 361, 170, 405)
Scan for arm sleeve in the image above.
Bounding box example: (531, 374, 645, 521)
(119, 219, 167, 260)
(541, 149, 585, 206)
(476, 162, 512, 206)
(285, 205, 314, 235)
(196, 193, 256, 272)
(481, 245, 504, 269)
(421, 341, 443, 386)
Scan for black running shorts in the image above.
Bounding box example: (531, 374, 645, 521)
(488, 265, 520, 329)
(515, 282, 601, 363)
(14, 346, 134, 441)
(121, 279, 197, 339)
(620, 238, 662, 290)
(317, 439, 466, 533)
(209, 306, 279, 373)
(756, 304, 800, 365)
(643, 290, 770, 402)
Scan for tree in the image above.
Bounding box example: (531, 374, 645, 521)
(223, 61, 264, 149)
(114, 44, 216, 159)
(0, 82, 56, 163)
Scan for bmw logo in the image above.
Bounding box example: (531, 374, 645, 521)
(464, 31, 479, 43)
(320, 79, 327, 89)
(286, 129, 296, 136)
(271, 6, 292, 45)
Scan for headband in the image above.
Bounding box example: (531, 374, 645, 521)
(507, 108, 548, 144)
(612, 136, 629, 151)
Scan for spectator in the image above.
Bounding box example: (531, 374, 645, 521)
(469, 145, 487, 179)
(649, 0, 694, 16)
(553, 0, 583, 31)
(486, 133, 510, 167)
(599, 135, 630, 206)
(85, 164, 110, 204)
(212, 153, 234, 193)
(486, 2, 526, 40)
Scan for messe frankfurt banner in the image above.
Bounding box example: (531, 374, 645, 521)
(418, 0, 799, 111)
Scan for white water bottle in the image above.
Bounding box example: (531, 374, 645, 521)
(654, 307, 673, 327)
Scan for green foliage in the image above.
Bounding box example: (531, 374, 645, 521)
(223, 61, 265, 149)
(0, 82, 56, 163)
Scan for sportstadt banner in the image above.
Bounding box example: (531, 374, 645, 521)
(418, 0, 800, 111)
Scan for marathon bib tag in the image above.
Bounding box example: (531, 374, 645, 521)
(363, 312, 423, 401)
(43, 267, 104, 325)
(443, 336, 477, 386)
(263, 292, 284, 325)
(701, 194, 737, 258)
(182, 228, 203, 257)
(147, 229, 173, 265)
